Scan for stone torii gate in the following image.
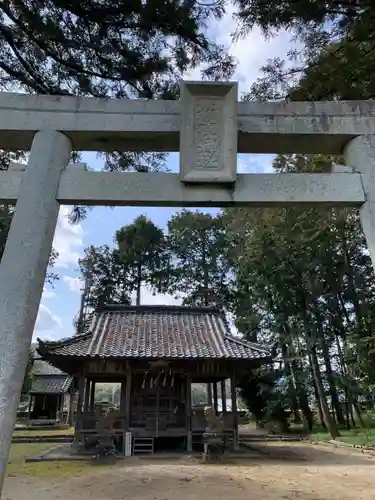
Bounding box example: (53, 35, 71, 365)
(0, 80, 375, 489)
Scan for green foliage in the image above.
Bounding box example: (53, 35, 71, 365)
(234, 0, 366, 38)
(360, 411, 375, 429)
(3, 0, 373, 443)
(79, 212, 231, 310)
(79, 244, 132, 310)
(238, 368, 290, 431)
(235, 1, 375, 101)
(73, 310, 95, 336)
(116, 215, 169, 304)
(311, 426, 375, 447)
(167, 210, 231, 307)
(222, 152, 375, 437)
(74, 155, 375, 437)
(0, 1, 235, 178)
(222, 9, 375, 438)
(1, 1, 234, 97)
(79, 216, 168, 309)
(0, 0, 237, 224)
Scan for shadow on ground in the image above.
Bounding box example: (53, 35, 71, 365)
(4, 442, 375, 500)
(242, 442, 375, 466)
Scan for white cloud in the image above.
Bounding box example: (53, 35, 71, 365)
(213, 6, 296, 94)
(132, 286, 182, 307)
(226, 312, 240, 337)
(184, 6, 296, 96)
(33, 303, 63, 341)
(42, 288, 56, 300)
(238, 154, 275, 173)
(63, 275, 83, 293)
(53, 206, 84, 268)
(62, 277, 182, 305)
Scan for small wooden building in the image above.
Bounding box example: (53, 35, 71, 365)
(37, 304, 270, 454)
(29, 359, 74, 425)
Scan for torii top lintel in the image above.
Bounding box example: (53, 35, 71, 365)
(0, 80, 373, 161)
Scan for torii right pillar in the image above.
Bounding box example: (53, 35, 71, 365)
(345, 135, 375, 269)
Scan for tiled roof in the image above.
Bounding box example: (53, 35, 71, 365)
(30, 375, 72, 394)
(32, 359, 66, 376)
(30, 359, 72, 394)
(38, 305, 270, 361)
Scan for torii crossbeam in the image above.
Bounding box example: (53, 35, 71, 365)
(0, 80, 375, 493)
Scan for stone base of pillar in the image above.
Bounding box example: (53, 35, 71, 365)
(187, 431, 193, 452)
(232, 429, 240, 451)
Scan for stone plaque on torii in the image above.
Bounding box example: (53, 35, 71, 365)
(0, 80, 374, 492)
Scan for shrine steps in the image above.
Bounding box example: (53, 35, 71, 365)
(132, 436, 154, 455)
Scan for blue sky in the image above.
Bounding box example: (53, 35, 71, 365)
(35, 152, 275, 341)
(33, 5, 296, 341)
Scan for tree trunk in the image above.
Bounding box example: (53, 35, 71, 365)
(350, 404, 357, 427)
(311, 371, 325, 428)
(202, 241, 209, 306)
(282, 344, 301, 424)
(309, 348, 340, 439)
(352, 402, 365, 427)
(336, 335, 364, 428)
(291, 360, 313, 431)
(341, 235, 364, 324)
(298, 389, 314, 432)
(334, 336, 351, 429)
(136, 263, 142, 305)
(297, 290, 338, 437)
(321, 339, 345, 425)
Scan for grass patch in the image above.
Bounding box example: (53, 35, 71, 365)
(6, 443, 99, 478)
(13, 427, 74, 437)
(310, 427, 375, 447)
(8, 443, 54, 462)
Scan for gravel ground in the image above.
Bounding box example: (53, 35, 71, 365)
(3, 441, 375, 500)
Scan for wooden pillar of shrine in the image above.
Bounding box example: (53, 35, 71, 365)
(186, 374, 192, 452)
(67, 385, 75, 427)
(207, 383, 212, 405)
(119, 380, 126, 416)
(59, 394, 64, 421)
(89, 381, 96, 412)
(28, 395, 33, 420)
(221, 380, 227, 413)
(230, 373, 239, 450)
(125, 369, 132, 430)
(83, 378, 91, 415)
(213, 382, 218, 414)
(74, 374, 85, 439)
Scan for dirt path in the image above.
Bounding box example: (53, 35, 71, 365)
(3, 442, 375, 500)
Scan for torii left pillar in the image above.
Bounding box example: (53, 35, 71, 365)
(0, 131, 71, 493)
(344, 135, 375, 272)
